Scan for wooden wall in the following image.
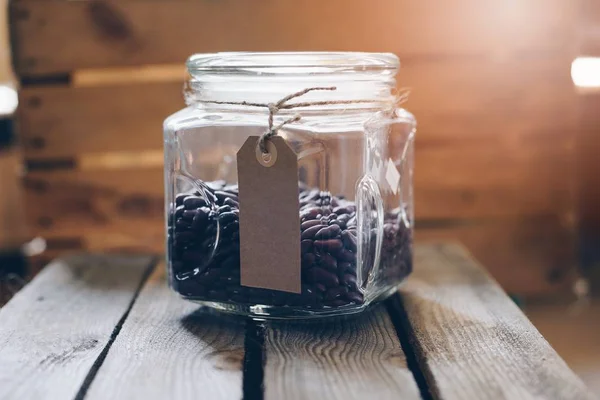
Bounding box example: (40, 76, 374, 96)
(577, 0, 600, 290)
(9, 0, 579, 297)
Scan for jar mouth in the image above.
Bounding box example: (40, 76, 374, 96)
(185, 52, 399, 108)
(187, 52, 399, 77)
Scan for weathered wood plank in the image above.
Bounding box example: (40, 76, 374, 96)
(0, 254, 155, 400)
(17, 59, 574, 160)
(86, 265, 245, 400)
(10, 0, 574, 76)
(397, 243, 595, 400)
(263, 305, 421, 400)
(415, 216, 577, 297)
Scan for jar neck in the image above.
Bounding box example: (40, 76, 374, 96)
(184, 75, 397, 112)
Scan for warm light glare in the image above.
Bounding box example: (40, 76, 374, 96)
(0, 85, 18, 116)
(571, 57, 600, 88)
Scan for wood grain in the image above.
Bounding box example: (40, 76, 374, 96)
(0, 254, 154, 400)
(0, 148, 29, 250)
(397, 243, 595, 400)
(416, 216, 577, 297)
(10, 0, 574, 76)
(17, 59, 574, 159)
(86, 265, 245, 400)
(263, 305, 421, 400)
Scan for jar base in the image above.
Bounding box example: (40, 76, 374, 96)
(180, 285, 402, 320)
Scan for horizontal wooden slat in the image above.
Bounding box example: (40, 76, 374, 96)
(10, 0, 575, 76)
(22, 164, 576, 295)
(397, 244, 594, 399)
(263, 305, 421, 400)
(18, 59, 575, 159)
(0, 254, 155, 400)
(415, 217, 577, 297)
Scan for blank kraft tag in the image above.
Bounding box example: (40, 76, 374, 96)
(236, 136, 301, 293)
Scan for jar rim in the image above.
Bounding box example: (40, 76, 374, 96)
(186, 52, 399, 76)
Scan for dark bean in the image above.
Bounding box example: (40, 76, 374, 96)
(174, 205, 185, 219)
(218, 211, 238, 224)
(217, 205, 231, 214)
(306, 267, 339, 287)
(301, 220, 322, 230)
(315, 283, 327, 293)
(221, 255, 240, 269)
(215, 191, 239, 203)
(333, 206, 351, 215)
(175, 231, 195, 242)
(301, 240, 313, 254)
(325, 286, 348, 301)
(191, 207, 210, 230)
(183, 196, 207, 209)
(338, 262, 353, 274)
(347, 216, 357, 227)
(182, 209, 197, 221)
(341, 230, 358, 252)
(175, 193, 189, 207)
(315, 225, 341, 240)
(302, 253, 316, 268)
(176, 219, 192, 230)
(182, 250, 205, 263)
(222, 198, 237, 208)
(346, 291, 364, 304)
(300, 207, 321, 221)
(338, 249, 356, 262)
(313, 239, 343, 252)
(319, 253, 338, 271)
(301, 224, 325, 240)
(341, 274, 358, 291)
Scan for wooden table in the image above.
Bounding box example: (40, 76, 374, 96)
(0, 244, 594, 400)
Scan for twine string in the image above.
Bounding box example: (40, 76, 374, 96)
(198, 86, 407, 154)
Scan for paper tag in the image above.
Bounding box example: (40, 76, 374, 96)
(236, 136, 301, 293)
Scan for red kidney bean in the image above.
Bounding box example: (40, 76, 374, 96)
(216, 205, 231, 214)
(191, 207, 210, 229)
(175, 205, 186, 219)
(314, 225, 341, 240)
(324, 286, 348, 301)
(301, 240, 313, 254)
(301, 220, 322, 230)
(176, 219, 192, 230)
(341, 274, 358, 291)
(341, 230, 357, 252)
(218, 211, 238, 224)
(315, 283, 327, 293)
(346, 291, 364, 304)
(175, 193, 188, 207)
(338, 249, 356, 262)
(306, 267, 339, 287)
(319, 253, 338, 271)
(302, 253, 316, 268)
(301, 224, 325, 240)
(333, 206, 352, 215)
(224, 197, 239, 208)
(215, 191, 239, 203)
(183, 196, 207, 209)
(338, 262, 353, 273)
(313, 239, 343, 252)
(300, 207, 321, 221)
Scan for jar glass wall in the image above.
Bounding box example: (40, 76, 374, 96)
(164, 52, 415, 318)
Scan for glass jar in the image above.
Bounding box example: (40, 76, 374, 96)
(164, 52, 415, 319)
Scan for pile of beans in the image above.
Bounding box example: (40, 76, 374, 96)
(168, 180, 412, 309)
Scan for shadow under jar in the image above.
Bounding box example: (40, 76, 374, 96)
(164, 52, 416, 319)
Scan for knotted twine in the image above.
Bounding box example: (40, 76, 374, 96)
(198, 86, 408, 154)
